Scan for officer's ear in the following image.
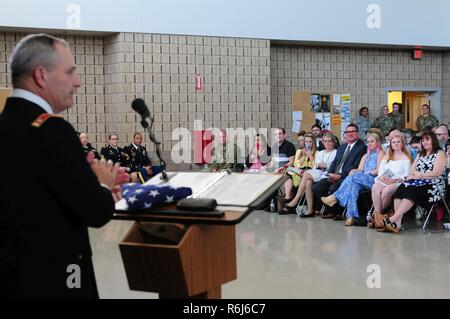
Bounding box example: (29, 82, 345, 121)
(33, 66, 48, 89)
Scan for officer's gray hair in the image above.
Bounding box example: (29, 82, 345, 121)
(10, 33, 69, 87)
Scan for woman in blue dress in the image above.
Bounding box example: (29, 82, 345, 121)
(321, 131, 385, 226)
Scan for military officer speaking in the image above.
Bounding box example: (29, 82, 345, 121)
(123, 132, 153, 183)
(0, 34, 121, 298)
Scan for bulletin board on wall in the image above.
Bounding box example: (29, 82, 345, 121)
(0, 88, 12, 113)
(291, 91, 351, 141)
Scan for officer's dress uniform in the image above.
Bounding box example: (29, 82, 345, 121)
(123, 143, 152, 182)
(0, 91, 114, 298)
(82, 143, 100, 160)
(100, 144, 128, 167)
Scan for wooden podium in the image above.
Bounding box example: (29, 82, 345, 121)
(114, 172, 287, 299)
(116, 207, 249, 299)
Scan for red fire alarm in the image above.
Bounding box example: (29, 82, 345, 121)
(413, 47, 423, 60)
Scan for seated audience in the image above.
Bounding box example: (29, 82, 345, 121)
(263, 128, 296, 173)
(321, 131, 385, 226)
(79, 132, 100, 160)
(207, 129, 244, 172)
(297, 130, 306, 150)
(311, 124, 325, 151)
(312, 123, 366, 219)
(384, 130, 446, 233)
(101, 134, 129, 168)
(123, 132, 153, 183)
(410, 136, 422, 160)
(280, 133, 337, 216)
(245, 133, 272, 171)
(282, 133, 317, 205)
(435, 124, 449, 150)
(370, 135, 412, 229)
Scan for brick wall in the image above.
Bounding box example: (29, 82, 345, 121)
(0, 32, 107, 147)
(270, 45, 443, 134)
(103, 33, 271, 167)
(443, 51, 450, 126)
(1, 31, 449, 169)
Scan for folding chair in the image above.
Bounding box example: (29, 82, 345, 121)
(418, 199, 450, 233)
(295, 193, 307, 216)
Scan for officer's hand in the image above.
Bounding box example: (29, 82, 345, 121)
(144, 166, 153, 176)
(86, 151, 95, 164)
(91, 158, 120, 190)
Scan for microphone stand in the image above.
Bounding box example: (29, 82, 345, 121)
(139, 115, 168, 182)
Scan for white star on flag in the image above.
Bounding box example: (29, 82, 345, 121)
(165, 195, 174, 203)
(149, 190, 160, 197)
(134, 189, 144, 194)
(144, 202, 152, 208)
(128, 196, 138, 204)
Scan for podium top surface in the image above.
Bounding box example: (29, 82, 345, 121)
(113, 205, 251, 225)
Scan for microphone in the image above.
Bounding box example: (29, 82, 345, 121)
(131, 98, 150, 119)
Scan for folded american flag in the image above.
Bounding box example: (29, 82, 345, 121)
(121, 183, 193, 210)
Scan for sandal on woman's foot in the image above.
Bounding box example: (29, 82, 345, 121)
(385, 219, 401, 234)
(367, 215, 375, 228)
(376, 218, 388, 232)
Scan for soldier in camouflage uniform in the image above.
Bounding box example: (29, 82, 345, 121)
(416, 103, 439, 132)
(207, 130, 244, 172)
(389, 102, 403, 130)
(373, 105, 396, 137)
(352, 107, 372, 141)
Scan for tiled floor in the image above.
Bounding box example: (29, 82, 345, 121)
(90, 211, 450, 299)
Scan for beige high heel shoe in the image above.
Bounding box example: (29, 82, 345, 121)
(321, 195, 337, 207)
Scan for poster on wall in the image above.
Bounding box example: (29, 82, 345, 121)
(340, 94, 351, 139)
(321, 95, 330, 112)
(310, 94, 321, 112)
(333, 94, 341, 106)
(316, 113, 331, 131)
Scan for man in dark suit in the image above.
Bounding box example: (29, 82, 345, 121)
(312, 123, 366, 219)
(0, 34, 120, 298)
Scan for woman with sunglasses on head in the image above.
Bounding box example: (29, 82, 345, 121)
(281, 133, 337, 216)
(382, 130, 447, 233)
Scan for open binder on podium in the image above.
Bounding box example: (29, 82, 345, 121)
(114, 171, 286, 221)
(115, 171, 286, 298)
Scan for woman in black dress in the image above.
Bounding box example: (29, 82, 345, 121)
(383, 130, 447, 233)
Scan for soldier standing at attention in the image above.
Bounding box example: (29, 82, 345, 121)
(373, 105, 395, 137)
(389, 102, 403, 130)
(123, 132, 153, 183)
(416, 103, 439, 133)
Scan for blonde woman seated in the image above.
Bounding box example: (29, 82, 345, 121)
(369, 135, 412, 229)
(381, 130, 447, 233)
(281, 133, 337, 216)
(321, 132, 385, 226)
(282, 133, 317, 204)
